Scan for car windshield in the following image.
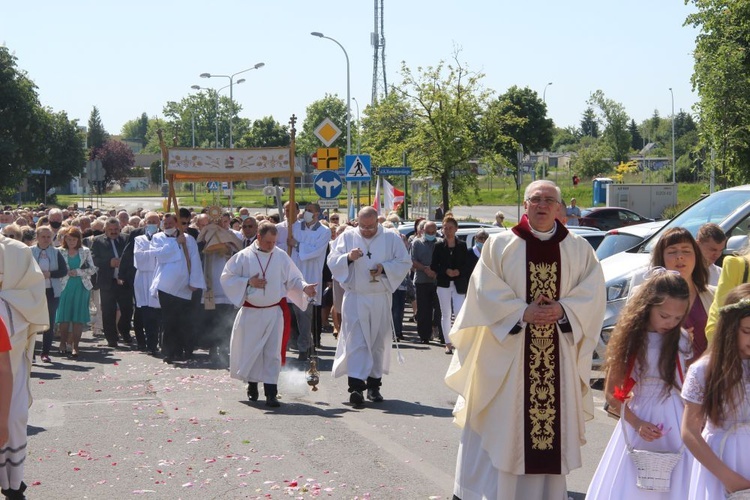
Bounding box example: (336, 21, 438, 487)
(643, 189, 750, 253)
(597, 233, 643, 260)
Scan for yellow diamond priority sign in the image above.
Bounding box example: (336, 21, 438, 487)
(314, 118, 342, 147)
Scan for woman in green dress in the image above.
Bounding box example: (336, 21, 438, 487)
(56, 227, 97, 358)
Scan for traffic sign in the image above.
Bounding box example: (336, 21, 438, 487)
(378, 167, 412, 176)
(345, 155, 372, 182)
(311, 151, 318, 169)
(314, 170, 344, 199)
(318, 199, 340, 210)
(207, 181, 220, 191)
(313, 118, 342, 147)
(316, 147, 340, 170)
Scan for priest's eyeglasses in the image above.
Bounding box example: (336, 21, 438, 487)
(526, 196, 560, 206)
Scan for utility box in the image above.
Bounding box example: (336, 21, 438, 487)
(605, 183, 677, 219)
(592, 178, 614, 205)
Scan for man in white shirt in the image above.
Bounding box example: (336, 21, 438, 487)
(286, 203, 331, 361)
(696, 222, 727, 286)
(150, 213, 205, 364)
(133, 212, 162, 355)
(275, 201, 298, 254)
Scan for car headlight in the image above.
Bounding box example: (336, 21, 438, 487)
(606, 276, 631, 302)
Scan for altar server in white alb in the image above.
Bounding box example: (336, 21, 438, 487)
(286, 202, 331, 361)
(327, 207, 412, 407)
(445, 180, 606, 500)
(221, 222, 317, 408)
(0, 234, 48, 499)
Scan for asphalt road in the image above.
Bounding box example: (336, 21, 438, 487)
(26, 314, 616, 499)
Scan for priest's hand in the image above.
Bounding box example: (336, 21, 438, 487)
(249, 273, 266, 289)
(522, 296, 561, 325)
(348, 248, 364, 261)
(303, 283, 317, 297)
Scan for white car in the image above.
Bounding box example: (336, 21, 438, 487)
(595, 220, 670, 261)
(593, 185, 750, 368)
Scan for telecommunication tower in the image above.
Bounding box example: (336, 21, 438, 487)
(371, 0, 387, 105)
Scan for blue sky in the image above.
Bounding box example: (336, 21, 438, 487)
(2, 1, 699, 136)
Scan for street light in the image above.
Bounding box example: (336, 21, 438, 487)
(543, 82, 553, 103)
(191, 81, 245, 147)
(311, 31, 352, 214)
(669, 87, 676, 184)
(200, 62, 264, 148)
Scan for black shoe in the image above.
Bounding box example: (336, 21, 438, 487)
(349, 391, 365, 407)
(367, 388, 384, 402)
(107, 342, 118, 348)
(246, 382, 259, 401)
(298, 351, 309, 362)
(265, 396, 280, 407)
(163, 358, 173, 364)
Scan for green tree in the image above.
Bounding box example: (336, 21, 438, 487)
(580, 106, 600, 138)
(0, 46, 45, 198)
(121, 112, 149, 149)
(629, 119, 644, 151)
(571, 142, 612, 179)
(236, 116, 290, 148)
(588, 90, 632, 163)
(296, 94, 349, 157)
(485, 85, 554, 159)
(37, 109, 86, 193)
(87, 106, 109, 149)
(396, 55, 488, 211)
(551, 126, 580, 152)
(686, 0, 750, 185)
(361, 91, 418, 168)
(674, 110, 697, 138)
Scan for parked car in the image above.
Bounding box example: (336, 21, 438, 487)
(397, 220, 496, 239)
(568, 226, 606, 250)
(595, 220, 670, 261)
(578, 207, 654, 232)
(455, 226, 504, 248)
(593, 185, 750, 368)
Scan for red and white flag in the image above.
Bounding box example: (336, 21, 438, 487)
(383, 178, 404, 212)
(372, 176, 381, 213)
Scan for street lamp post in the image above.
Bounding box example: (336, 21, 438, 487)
(543, 81, 553, 103)
(311, 31, 352, 215)
(200, 62, 264, 149)
(669, 87, 676, 184)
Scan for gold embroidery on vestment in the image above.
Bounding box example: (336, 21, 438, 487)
(528, 261, 557, 450)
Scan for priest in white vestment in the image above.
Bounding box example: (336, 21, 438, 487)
(327, 207, 412, 407)
(221, 222, 316, 407)
(445, 180, 606, 500)
(133, 213, 162, 355)
(0, 235, 48, 498)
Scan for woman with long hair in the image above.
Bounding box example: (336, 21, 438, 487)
(651, 227, 715, 361)
(56, 227, 97, 359)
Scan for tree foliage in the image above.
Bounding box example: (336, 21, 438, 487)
(296, 94, 349, 157)
(686, 0, 750, 185)
(91, 140, 135, 191)
(396, 55, 489, 211)
(361, 91, 418, 168)
(588, 90, 632, 163)
(236, 116, 290, 148)
(629, 119, 643, 151)
(580, 107, 600, 138)
(121, 112, 149, 149)
(87, 106, 109, 149)
(0, 46, 45, 197)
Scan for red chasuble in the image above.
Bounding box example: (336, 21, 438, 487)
(511, 214, 569, 475)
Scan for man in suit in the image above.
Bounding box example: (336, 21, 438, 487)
(240, 216, 258, 248)
(91, 217, 134, 347)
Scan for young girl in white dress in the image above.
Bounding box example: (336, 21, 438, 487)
(681, 283, 750, 499)
(587, 269, 694, 499)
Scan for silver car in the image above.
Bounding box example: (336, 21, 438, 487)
(593, 185, 750, 368)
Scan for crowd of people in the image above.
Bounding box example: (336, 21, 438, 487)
(2, 179, 750, 499)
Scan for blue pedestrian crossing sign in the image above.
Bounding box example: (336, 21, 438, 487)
(314, 170, 343, 199)
(206, 181, 220, 192)
(344, 155, 371, 182)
